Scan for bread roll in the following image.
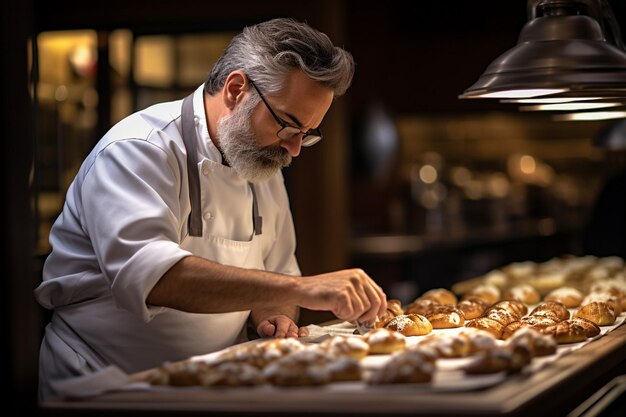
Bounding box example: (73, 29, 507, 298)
(490, 300, 528, 318)
(530, 301, 570, 322)
(482, 307, 519, 327)
(262, 350, 332, 386)
(464, 317, 505, 339)
(542, 321, 588, 344)
(462, 284, 501, 306)
(544, 287, 583, 308)
(425, 306, 465, 329)
(376, 298, 405, 328)
(364, 328, 407, 354)
(419, 288, 458, 305)
(574, 301, 616, 326)
(405, 298, 441, 316)
(506, 327, 557, 357)
(318, 335, 370, 359)
(503, 284, 541, 304)
(570, 317, 601, 337)
(384, 313, 433, 336)
(368, 349, 435, 384)
(457, 296, 489, 319)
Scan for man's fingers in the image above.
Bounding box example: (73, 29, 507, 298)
(257, 321, 276, 338)
(259, 316, 300, 339)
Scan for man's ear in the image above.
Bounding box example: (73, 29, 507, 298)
(222, 70, 248, 110)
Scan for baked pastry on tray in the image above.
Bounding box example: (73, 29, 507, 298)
(368, 349, 436, 384)
(574, 301, 616, 326)
(364, 328, 407, 354)
(384, 313, 433, 336)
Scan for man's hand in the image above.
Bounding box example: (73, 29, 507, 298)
(294, 268, 387, 324)
(256, 314, 309, 338)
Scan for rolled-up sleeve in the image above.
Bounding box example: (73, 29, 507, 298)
(81, 139, 191, 321)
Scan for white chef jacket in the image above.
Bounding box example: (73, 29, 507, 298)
(34, 85, 301, 399)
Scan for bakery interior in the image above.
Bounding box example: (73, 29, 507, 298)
(3, 0, 626, 415)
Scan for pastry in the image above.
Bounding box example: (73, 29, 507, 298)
(217, 337, 306, 368)
(325, 357, 363, 382)
(526, 271, 566, 295)
(458, 328, 498, 354)
(490, 300, 528, 318)
(416, 333, 471, 358)
(457, 296, 489, 319)
(384, 313, 433, 336)
(501, 314, 560, 339)
(364, 328, 407, 354)
(544, 287, 583, 308)
(506, 327, 557, 357)
(462, 345, 531, 375)
(503, 284, 541, 304)
(530, 301, 570, 322)
(542, 320, 588, 344)
(519, 315, 559, 329)
(425, 305, 465, 329)
(376, 299, 405, 328)
(462, 284, 501, 306)
(198, 361, 265, 387)
(145, 360, 265, 387)
(574, 301, 616, 326)
(483, 269, 509, 289)
(570, 317, 601, 337)
(146, 360, 212, 386)
(501, 321, 524, 340)
(481, 306, 519, 327)
(262, 349, 332, 386)
(318, 335, 370, 359)
(589, 281, 626, 309)
(405, 298, 441, 316)
(502, 261, 536, 280)
(368, 349, 436, 384)
(464, 317, 505, 339)
(419, 288, 458, 305)
(582, 293, 622, 316)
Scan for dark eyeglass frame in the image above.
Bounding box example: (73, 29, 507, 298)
(247, 77, 323, 147)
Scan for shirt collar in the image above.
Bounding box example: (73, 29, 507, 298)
(192, 84, 224, 164)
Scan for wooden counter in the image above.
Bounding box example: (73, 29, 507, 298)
(39, 323, 626, 417)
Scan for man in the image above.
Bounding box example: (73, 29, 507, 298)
(34, 18, 387, 399)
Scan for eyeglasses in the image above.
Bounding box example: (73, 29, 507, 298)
(247, 77, 323, 147)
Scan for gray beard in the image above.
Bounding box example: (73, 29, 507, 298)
(217, 96, 292, 182)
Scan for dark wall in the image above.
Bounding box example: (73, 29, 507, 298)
(2, 0, 40, 414)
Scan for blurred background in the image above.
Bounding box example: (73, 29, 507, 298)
(3, 0, 626, 412)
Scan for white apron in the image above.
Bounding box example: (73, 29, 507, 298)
(39, 93, 265, 399)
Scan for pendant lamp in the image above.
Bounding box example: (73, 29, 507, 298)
(459, 0, 626, 100)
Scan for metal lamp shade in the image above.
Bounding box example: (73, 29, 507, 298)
(459, 11, 626, 99)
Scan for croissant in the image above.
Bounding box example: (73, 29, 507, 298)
(574, 301, 616, 326)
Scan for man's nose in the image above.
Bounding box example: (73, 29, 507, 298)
(279, 135, 302, 157)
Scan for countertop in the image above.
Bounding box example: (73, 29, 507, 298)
(39, 322, 626, 417)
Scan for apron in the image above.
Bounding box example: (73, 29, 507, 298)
(39, 92, 266, 399)
(176, 91, 265, 345)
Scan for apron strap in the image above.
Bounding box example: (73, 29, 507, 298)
(249, 182, 263, 235)
(181, 94, 203, 237)
(181, 92, 263, 237)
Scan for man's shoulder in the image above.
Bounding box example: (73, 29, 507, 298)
(100, 99, 183, 148)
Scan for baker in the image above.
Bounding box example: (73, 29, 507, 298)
(35, 18, 387, 399)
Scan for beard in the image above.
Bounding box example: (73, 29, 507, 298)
(217, 95, 292, 183)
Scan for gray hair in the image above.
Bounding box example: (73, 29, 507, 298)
(204, 18, 355, 97)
